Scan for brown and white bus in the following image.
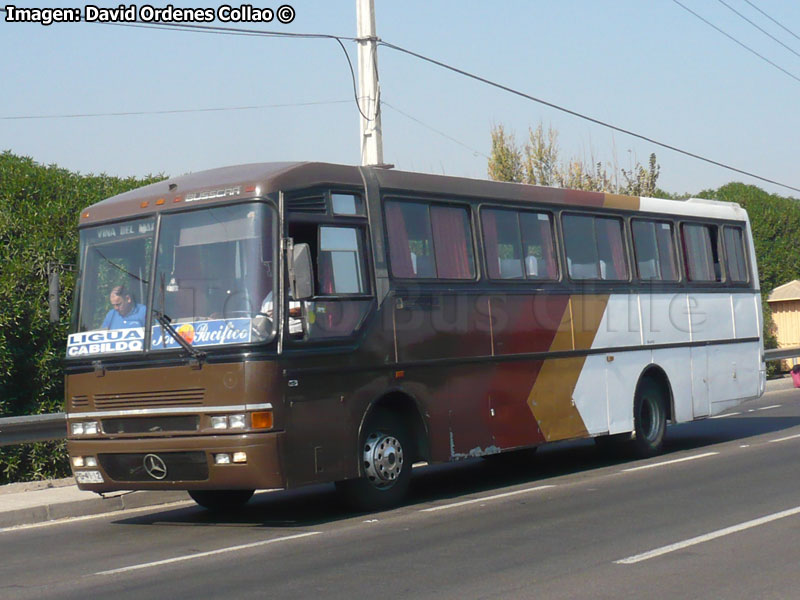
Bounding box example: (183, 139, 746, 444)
(65, 162, 765, 511)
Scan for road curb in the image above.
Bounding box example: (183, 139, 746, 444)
(0, 490, 189, 529)
(766, 376, 796, 393)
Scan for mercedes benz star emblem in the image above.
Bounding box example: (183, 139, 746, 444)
(143, 454, 168, 480)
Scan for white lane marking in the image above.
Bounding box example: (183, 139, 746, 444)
(769, 433, 800, 444)
(757, 404, 782, 411)
(0, 500, 194, 534)
(620, 452, 719, 473)
(616, 505, 800, 564)
(420, 485, 555, 512)
(94, 531, 321, 576)
(710, 412, 741, 419)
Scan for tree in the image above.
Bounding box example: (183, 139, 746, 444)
(488, 122, 663, 197)
(487, 125, 523, 183)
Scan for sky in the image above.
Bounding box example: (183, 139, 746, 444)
(2, 0, 799, 198)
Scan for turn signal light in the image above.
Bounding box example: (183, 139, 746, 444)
(251, 410, 273, 429)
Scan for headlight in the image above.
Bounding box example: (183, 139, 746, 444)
(72, 456, 98, 467)
(71, 421, 99, 436)
(210, 414, 247, 430)
(228, 414, 246, 429)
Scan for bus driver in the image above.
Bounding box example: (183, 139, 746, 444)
(102, 285, 147, 330)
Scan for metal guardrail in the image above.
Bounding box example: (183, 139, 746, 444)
(764, 347, 800, 362)
(0, 413, 66, 447)
(0, 347, 798, 447)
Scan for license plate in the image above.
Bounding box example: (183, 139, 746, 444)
(75, 470, 104, 484)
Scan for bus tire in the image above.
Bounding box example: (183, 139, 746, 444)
(632, 378, 667, 457)
(188, 489, 255, 512)
(335, 412, 412, 511)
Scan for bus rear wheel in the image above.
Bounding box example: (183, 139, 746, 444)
(336, 412, 412, 511)
(632, 379, 667, 457)
(188, 489, 255, 512)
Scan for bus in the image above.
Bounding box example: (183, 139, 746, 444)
(64, 162, 766, 511)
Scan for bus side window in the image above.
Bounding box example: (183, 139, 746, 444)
(385, 201, 475, 280)
(385, 201, 435, 278)
(318, 226, 367, 294)
(519, 211, 558, 280)
(632, 220, 679, 281)
(723, 226, 748, 283)
(289, 224, 372, 342)
(481, 208, 524, 279)
(682, 223, 722, 282)
(563, 214, 627, 281)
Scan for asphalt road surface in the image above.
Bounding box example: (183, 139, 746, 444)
(3, 387, 800, 599)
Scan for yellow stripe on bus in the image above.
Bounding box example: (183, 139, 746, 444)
(527, 295, 610, 442)
(602, 193, 640, 210)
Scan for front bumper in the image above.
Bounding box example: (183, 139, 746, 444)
(67, 431, 286, 492)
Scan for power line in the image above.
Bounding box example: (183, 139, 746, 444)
(670, 0, 800, 86)
(93, 20, 373, 121)
(0, 100, 351, 121)
(378, 40, 800, 194)
(4, 10, 799, 193)
(742, 0, 800, 45)
(0, 8, 372, 121)
(715, 0, 800, 60)
(382, 101, 488, 159)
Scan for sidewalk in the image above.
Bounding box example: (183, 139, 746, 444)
(0, 478, 189, 529)
(0, 376, 795, 529)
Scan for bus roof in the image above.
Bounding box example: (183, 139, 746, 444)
(79, 161, 746, 226)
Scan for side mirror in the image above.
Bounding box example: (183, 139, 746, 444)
(48, 270, 60, 324)
(290, 243, 314, 301)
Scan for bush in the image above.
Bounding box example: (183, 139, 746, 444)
(0, 151, 164, 483)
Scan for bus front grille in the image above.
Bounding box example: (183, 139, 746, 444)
(93, 388, 205, 410)
(70, 395, 89, 408)
(98, 452, 208, 482)
(101, 415, 199, 435)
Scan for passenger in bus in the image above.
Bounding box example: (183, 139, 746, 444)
(259, 291, 303, 335)
(102, 285, 147, 330)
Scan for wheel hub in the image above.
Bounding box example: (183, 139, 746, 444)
(363, 432, 404, 488)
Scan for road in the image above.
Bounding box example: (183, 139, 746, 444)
(3, 387, 800, 599)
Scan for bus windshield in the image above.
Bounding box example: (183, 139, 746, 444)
(68, 202, 276, 358)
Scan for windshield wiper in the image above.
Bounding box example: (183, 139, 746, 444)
(152, 309, 206, 365)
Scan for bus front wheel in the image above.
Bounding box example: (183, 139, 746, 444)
(632, 379, 667, 457)
(336, 412, 412, 511)
(188, 489, 255, 512)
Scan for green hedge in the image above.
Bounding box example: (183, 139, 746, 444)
(697, 182, 800, 375)
(0, 151, 164, 483)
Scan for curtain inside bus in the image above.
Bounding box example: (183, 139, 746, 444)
(385, 202, 414, 277)
(430, 205, 474, 279)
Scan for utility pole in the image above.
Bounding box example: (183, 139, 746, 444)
(356, 0, 387, 167)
